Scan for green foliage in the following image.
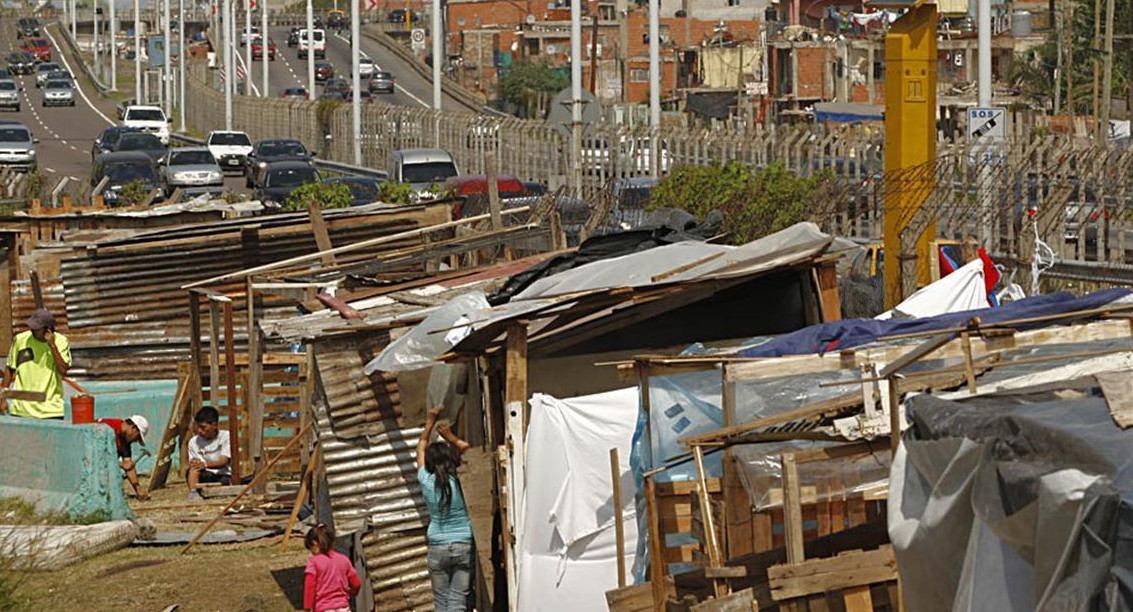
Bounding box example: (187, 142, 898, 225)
(377, 181, 415, 204)
(498, 61, 569, 118)
(648, 161, 833, 244)
(24, 169, 41, 201)
(118, 179, 152, 206)
(283, 181, 353, 211)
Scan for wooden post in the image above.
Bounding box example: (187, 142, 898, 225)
(695, 444, 727, 598)
(960, 331, 977, 393)
(0, 243, 11, 355)
(888, 376, 902, 457)
(645, 474, 666, 612)
(307, 199, 337, 266)
(222, 299, 242, 484)
(589, 14, 599, 93)
(1100, 0, 1116, 132)
(281, 444, 320, 552)
(29, 269, 43, 310)
(207, 300, 222, 410)
(781, 452, 804, 565)
(610, 447, 627, 588)
(503, 322, 528, 612)
(247, 277, 265, 492)
(487, 155, 502, 230)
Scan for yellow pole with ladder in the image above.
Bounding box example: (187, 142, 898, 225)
(882, 1, 937, 308)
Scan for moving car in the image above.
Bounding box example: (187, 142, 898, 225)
(323, 77, 349, 96)
(251, 37, 276, 61)
(244, 138, 315, 188)
(322, 176, 383, 206)
(113, 131, 167, 163)
(6, 51, 35, 75)
(369, 71, 394, 94)
(34, 62, 61, 88)
(389, 148, 459, 199)
(240, 26, 261, 46)
(0, 122, 37, 171)
(297, 28, 326, 60)
(17, 17, 41, 38)
(206, 130, 253, 174)
(92, 151, 162, 206)
(121, 105, 172, 144)
(254, 161, 321, 203)
(326, 9, 346, 28)
(387, 8, 417, 23)
(91, 126, 142, 161)
(281, 87, 308, 100)
(287, 27, 300, 47)
(0, 79, 20, 112)
(314, 61, 334, 82)
(41, 79, 75, 106)
(20, 37, 51, 61)
(357, 57, 376, 78)
(159, 147, 224, 196)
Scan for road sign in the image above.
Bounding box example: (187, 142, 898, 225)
(367, 0, 377, 9)
(967, 107, 1006, 141)
(249, 0, 255, 8)
(410, 28, 426, 51)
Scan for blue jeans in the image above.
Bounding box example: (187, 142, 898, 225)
(427, 541, 473, 612)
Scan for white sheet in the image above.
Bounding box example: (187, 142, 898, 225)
(876, 258, 989, 320)
(517, 388, 640, 612)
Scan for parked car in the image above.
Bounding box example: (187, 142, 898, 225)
(92, 151, 162, 205)
(0, 79, 21, 112)
(34, 62, 61, 88)
(159, 147, 224, 196)
(314, 60, 334, 82)
(20, 37, 51, 61)
(357, 57, 376, 78)
(40, 79, 74, 106)
(6, 51, 35, 75)
(389, 148, 459, 199)
(251, 37, 276, 61)
(254, 161, 321, 203)
(0, 122, 37, 171)
(245, 138, 314, 188)
(281, 87, 309, 100)
(91, 126, 142, 161)
(206, 130, 253, 174)
(323, 176, 383, 206)
(113, 131, 167, 163)
(369, 70, 394, 94)
(121, 105, 171, 144)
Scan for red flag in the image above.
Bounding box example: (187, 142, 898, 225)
(249, 0, 256, 8)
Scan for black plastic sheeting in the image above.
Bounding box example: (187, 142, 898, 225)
(487, 208, 723, 305)
(891, 388, 1133, 612)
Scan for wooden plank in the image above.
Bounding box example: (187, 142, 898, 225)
(223, 300, 242, 484)
(611, 447, 627, 588)
(781, 453, 805, 565)
(207, 301, 221, 411)
(247, 276, 265, 492)
(768, 546, 897, 601)
(146, 363, 196, 493)
(307, 200, 337, 266)
(842, 586, 873, 612)
(645, 475, 666, 612)
(656, 479, 722, 496)
(689, 587, 755, 612)
(606, 579, 676, 612)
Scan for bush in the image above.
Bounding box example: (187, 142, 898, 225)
(498, 61, 568, 118)
(118, 179, 152, 206)
(283, 181, 353, 211)
(377, 181, 415, 204)
(648, 161, 836, 244)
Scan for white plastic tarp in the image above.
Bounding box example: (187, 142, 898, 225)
(517, 389, 640, 612)
(876, 258, 989, 320)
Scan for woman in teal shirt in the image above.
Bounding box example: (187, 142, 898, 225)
(416, 406, 474, 612)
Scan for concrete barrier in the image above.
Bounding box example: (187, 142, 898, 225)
(0, 416, 134, 521)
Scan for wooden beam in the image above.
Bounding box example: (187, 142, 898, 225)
(645, 474, 666, 612)
(0, 242, 12, 355)
(247, 277, 265, 492)
(503, 322, 528, 612)
(767, 545, 897, 601)
(611, 447, 627, 588)
(29, 269, 43, 310)
(222, 300, 242, 484)
(781, 453, 805, 565)
(306, 200, 336, 266)
(280, 444, 319, 551)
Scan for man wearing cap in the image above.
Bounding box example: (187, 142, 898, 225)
(0, 308, 71, 419)
(96, 415, 151, 501)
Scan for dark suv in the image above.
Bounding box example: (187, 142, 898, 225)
(6, 51, 34, 75)
(244, 139, 314, 188)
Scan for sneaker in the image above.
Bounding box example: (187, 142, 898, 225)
(187, 491, 203, 502)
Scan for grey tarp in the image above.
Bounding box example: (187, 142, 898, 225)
(890, 389, 1133, 612)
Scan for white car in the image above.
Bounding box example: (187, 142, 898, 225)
(122, 105, 171, 144)
(357, 57, 376, 78)
(240, 26, 261, 47)
(206, 130, 253, 174)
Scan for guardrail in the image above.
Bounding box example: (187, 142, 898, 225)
(170, 133, 387, 179)
(53, 21, 111, 94)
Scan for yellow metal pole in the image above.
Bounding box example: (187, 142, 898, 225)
(883, 3, 937, 308)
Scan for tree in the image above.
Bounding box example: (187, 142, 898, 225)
(498, 61, 568, 118)
(648, 161, 837, 244)
(284, 181, 353, 211)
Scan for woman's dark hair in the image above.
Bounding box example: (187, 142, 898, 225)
(304, 523, 334, 556)
(425, 441, 459, 512)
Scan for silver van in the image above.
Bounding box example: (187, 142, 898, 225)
(389, 148, 459, 199)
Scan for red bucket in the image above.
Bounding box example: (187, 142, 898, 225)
(71, 394, 95, 424)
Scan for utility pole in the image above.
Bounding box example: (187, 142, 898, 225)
(71, 0, 77, 39)
(977, 0, 990, 106)
(1066, 0, 1074, 114)
(262, 0, 268, 97)
(352, 0, 362, 164)
(306, 0, 315, 100)
(1093, 0, 1101, 126)
(432, 0, 442, 110)
(588, 14, 598, 93)
(570, 0, 582, 198)
(165, 0, 173, 115)
(648, 0, 659, 176)
(245, 0, 253, 95)
(1100, 0, 1115, 135)
(1054, 0, 1062, 114)
(180, 0, 187, 130)
(225, 0, 234, 128)
(110, 0, 116, 90)
(134, 0, 142, 102)
(94, 0, 100, 79)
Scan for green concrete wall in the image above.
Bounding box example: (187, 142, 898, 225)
(65, 379, 179, 475)
(0, 416, 134, 521)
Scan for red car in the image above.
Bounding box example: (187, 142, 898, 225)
(314, 61, 334, 82)
(251, 37, 276, 61)
(20, 37, 51, 61)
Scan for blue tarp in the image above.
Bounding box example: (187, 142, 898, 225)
(738, 289, 1132, 358)
(814, 102, 884, 123)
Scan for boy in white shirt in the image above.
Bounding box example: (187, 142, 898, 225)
(186, 406, 232, 501)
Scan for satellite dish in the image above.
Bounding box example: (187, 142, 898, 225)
(526, 13, 536, 24)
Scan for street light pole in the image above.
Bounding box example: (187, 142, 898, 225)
(352, 0, 362, 164)
(648, 0, 659, 176)
(570, 0, 581, 198)
(109, 0, 117, 90)
(225, 0, 234, 128)
(431, 0, 441, 110)
(180, 0, 187, 129)
(134, 0, 142, 102)
(244, 0, 252, 95)
(94, 0, 100, 80)
(261, 0, 268, 96)
(164, 0, 172, 114)
(306, 0, 315, 98)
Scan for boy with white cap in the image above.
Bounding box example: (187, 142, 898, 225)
(96, 415, 151, 501)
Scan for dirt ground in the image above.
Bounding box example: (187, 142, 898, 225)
(8, 473, 311, 612)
